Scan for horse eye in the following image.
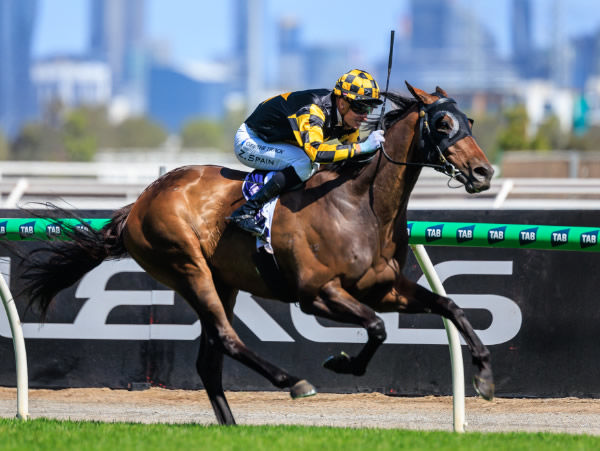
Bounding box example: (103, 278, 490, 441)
(437, 119, 452, 132)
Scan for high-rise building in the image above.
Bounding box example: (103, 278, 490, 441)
(572, 33, 600, 92)
(392, 0, 517, 110)
(89, 0, 146, 112)
(32, 57, 112, 109)
(277, 17, 303, 90)
(511, 0, 533, 75)
(0, 0, 38, 137)
(549, 0, 572, 88)
(232, 0, 264, 110)
(148, 61, 230, 133)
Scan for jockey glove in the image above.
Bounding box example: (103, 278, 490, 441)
(360, 130, 385, 154)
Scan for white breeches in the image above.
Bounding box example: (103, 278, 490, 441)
(234, 123, 319, 181)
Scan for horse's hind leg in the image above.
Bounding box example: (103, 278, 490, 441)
(182, 266, 316, 421)
(197, 322, 235, 425)
(196, 281, 237, 425)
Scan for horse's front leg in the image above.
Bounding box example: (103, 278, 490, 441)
(300, 279, 387, 376)
(374, 276, 494, 401)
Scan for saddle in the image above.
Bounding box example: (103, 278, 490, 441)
(242, 170, 291, 299)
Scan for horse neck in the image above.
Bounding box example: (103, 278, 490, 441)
(355, 108, 421, 229)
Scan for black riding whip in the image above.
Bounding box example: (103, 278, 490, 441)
(378, 30, 395, 131)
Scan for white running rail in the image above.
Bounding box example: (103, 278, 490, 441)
(410, 244, 465, 433)
(0, 261, 29, 420)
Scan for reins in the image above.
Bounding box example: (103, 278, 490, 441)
(374, 30, 460, 184)
(378, 97, 461, 184)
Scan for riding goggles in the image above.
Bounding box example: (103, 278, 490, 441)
(348, 101, 375, 115)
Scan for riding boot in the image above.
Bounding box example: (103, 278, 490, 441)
(229, 175, 285, 236)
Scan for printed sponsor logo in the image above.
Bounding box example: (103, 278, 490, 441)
(0, 258, 522, 346)
(456, 225, 475, 243)
(0, 221, 6, 236)
(75, 222, 91, 233)
(425, 224, 444, 242)
(519, 227, 538, 245)
(488, 226, 506, 244)
(550, 228, 570, 247)
(406, 222, 414, 237)
(46, 223, 62, 238)
(580, 230, 598, 248)
(19, 221, 36, 238)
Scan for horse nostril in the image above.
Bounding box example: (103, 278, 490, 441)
(474, 165, 494, 179)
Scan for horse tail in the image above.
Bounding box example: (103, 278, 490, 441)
(18, 203, 133, 318)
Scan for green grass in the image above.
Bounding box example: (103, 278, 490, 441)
(0, 418, 598, 450)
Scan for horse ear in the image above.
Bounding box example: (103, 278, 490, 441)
(405, 81, 429, 103)
(435, 86, 449, 97)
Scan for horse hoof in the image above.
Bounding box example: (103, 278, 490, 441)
(322, 351, 352, 374)
(473, 374, 495, 401)
(290, 379, 317, 399)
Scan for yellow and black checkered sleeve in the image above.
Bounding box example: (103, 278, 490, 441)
(288, 105, 359, 163)
(339, 129, 360, 146)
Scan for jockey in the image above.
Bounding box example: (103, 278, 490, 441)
(229, 68, 386, 236)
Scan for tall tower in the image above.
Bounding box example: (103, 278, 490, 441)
(0, 0, 38, 136)
(549, 0, 571, 87)
(89, 0, 146, 111)
(278, 17, 303, 90)
(511, 0, 533, 78)
(233, 0, 264, 111)
(410, 0, 451, 51)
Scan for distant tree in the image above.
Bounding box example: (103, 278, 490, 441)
(531, 115, 565, 151)
(113, 116, 167, 148)
(63, 110, 97, 161)
(0, 129, 8, 160)
(11, 122, 65, 160)
(567, 125, 600, 151)
(180, 118, 225, 149)
(222, 107, 248, 151)
(69, 105, 114, 148)
(496, 105, 530, 151)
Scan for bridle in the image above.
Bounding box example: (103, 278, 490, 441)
(379, 95, 473, 183)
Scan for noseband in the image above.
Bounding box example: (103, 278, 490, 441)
(380, 95, 473, 179)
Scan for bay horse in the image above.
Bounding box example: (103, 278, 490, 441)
(19, 83, 495, 425)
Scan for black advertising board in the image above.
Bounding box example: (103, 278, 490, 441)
(0, 209, 599, 398)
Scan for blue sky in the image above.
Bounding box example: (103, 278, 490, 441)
(33, 0, 600, 66)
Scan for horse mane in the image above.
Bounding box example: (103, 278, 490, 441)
(364, 91, 418, 133)
(322, 92, 418, 174)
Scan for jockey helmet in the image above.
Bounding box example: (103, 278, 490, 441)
(334, 69, 382, 105)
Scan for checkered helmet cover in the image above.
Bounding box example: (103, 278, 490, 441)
(333, 69, 381, 102)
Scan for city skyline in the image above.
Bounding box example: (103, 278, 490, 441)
(4, 0, 600, 141)
(33, 0, 600, 68)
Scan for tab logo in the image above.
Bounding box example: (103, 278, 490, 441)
(407, 222, 414, 238)
(425, 224, 444, 242)
(457, 225, 475, 243)
(551, 228, 569, 247)
(519, 227, 538, 245)
(0, 221, 7, 236)
(75, 222, 91, 233)
(580, 230, 598, 248)
(488, 226, 506, 244)
(19, 221, 36, 238)
(46, 223, 62, 238)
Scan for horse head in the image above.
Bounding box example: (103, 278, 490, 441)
(405, 82, 494, 193)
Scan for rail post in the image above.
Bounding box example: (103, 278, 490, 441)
(0, 266, 29, 419)
(410, 244, 465, 433)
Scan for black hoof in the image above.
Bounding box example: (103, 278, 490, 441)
(473, 372, 495, 401)
(322, 351, 365, 376)
(290, 379, 317, 399)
